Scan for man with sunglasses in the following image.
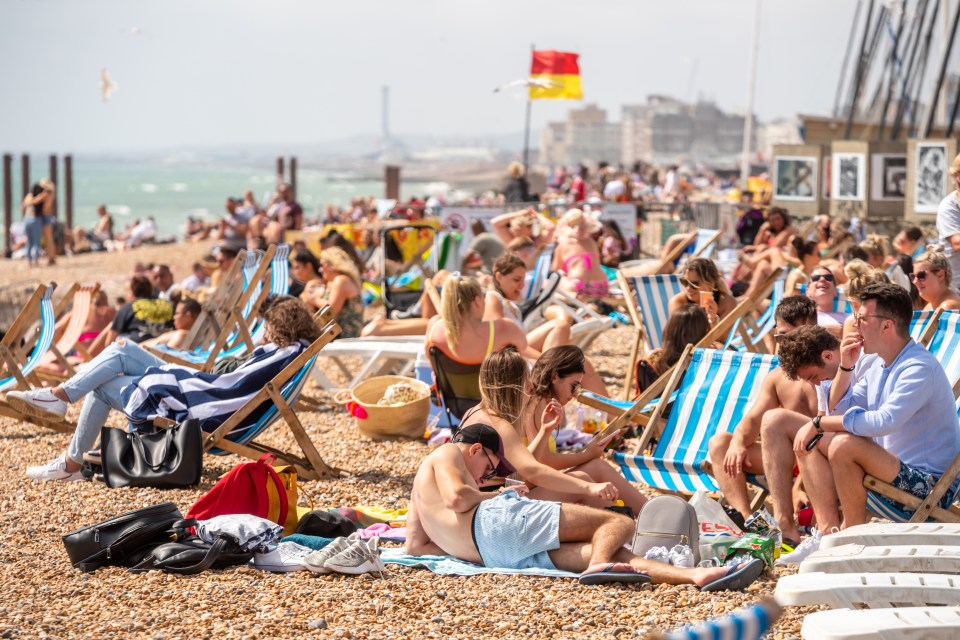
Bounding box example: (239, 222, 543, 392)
(406, 424, 764, 590)
(773, 284, 960, 562)
(707, 296, 818, 539)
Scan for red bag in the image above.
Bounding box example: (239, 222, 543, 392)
(186, 453, 291, 532)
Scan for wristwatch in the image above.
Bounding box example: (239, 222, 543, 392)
(812, 415, 823, 434)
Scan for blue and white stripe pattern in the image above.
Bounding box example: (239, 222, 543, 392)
(120, 339, 307, 436)
(725, 274, 786, 351)
(910, 309, 938, 343)
(664, 601, 775, 640)
(693, 228, 718, 260)
(925, 311, 960, 386)
(613, 348, 779, 492)
(524, 245, 555, 301)
(0, 286, 56, 392)
(628, 274, 684, 350)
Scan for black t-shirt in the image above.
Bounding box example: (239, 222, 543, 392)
(112, 297, 174, 343)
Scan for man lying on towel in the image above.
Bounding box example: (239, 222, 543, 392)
(405, 423, 764, 589)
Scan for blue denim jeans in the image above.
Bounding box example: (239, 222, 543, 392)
(23, 215, 42, 263)
(64, 340, 165, 463)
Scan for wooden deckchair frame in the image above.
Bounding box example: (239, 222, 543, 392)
(201, 314, 345, 480)
(180, 248, 253, 352)
(37, 283, 101, 381)
(865, 450, 960, 523)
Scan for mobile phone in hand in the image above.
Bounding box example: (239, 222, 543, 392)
(805, 432, 824, 451)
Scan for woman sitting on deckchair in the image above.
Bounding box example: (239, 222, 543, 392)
(520, 345, 649, 515)
(634, 305, 712, 395)
(19, 298, 320, 482)
(552, 208, 609, 300)
(304, 247, 363, 339)
(668, 257, 736, 322)
(490, 207, 556, 252)
(291, 250, 325, 306)
(909, 248, 960, 311)
(805, 265, 849, 337)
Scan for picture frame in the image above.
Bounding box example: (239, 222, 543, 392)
(870, 154, 906, 201)
(773, 156, 817, 201)
(915, 142, 948, 213)
(832, 152, 866, 201)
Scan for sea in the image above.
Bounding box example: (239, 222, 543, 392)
(5, 158, 443, 238)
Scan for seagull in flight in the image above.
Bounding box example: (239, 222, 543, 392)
(493, 77, 562, 93)
(100, 68, 118, 102)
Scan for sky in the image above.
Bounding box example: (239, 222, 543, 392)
(1, 0, 860, 154)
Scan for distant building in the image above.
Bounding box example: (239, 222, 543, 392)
(539, 104, 621, 168)
(757, 119, 803, 162)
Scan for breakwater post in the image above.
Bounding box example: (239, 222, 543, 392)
(48, 154, 58, 218)
(385, 165, 400, 200)
(64, 155, 73, 230)
(2, 155, 11, 256)
(275, 156, 298, 199)
(19, 155, 29, 203)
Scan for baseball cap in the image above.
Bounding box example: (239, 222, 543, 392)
(452, 423, 515, 476)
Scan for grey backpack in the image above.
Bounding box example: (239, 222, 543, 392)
(631, 495, 700, 564)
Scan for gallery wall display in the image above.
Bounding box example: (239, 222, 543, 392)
(915, 141, 948, 214)
(773, 156, 817, 201)
(832, 152, 866, 201)
(870, 154, 906, 201)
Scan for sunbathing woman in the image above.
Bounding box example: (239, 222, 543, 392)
(19, 298, 321, 482)
(634, 305, 711, 395)
(912, 248, 960, 311)
(552, 208, 609, 299)
(667, 258, 735, 322)
(305, 247, 364, 339)
(782, 237, 821, 296)
(521, 346, 649, 514)
(291, 250, 326, 309)
(490, 207, 556, 252)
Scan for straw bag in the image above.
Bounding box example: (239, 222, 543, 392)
(336, 375, 430, 439)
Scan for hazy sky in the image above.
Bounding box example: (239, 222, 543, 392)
(1, 0, 859, 153)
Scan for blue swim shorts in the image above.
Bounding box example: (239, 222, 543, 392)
(471, 489, 561, 570)
(875, 460, 960, 514)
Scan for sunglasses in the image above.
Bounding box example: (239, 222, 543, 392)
(810, 273, 835, 283)
(910, 269, 940, 282)
(680, 277, 704, 288)
(480, 447, 499, 481)
(571, 380, 583, 396)
(772, 333, 787, 344)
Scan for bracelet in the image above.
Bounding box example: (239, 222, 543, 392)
(839, 365, 855, 372)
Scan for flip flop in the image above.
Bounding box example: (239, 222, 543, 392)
(700, 557, 765, 592)
(578, 563, 652, 586)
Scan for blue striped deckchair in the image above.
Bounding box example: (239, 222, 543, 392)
(923, 310, 960, 397)
(661, 600, 781, 640)
(523, 244, 556, 307)
(911, 308, 943, 345)
(201, 314, 344, 480)
(725, 273, 787, 353)
(617, 273, 683, 352)
(688, 228, 722, 261)
(612, 347, 779, 493)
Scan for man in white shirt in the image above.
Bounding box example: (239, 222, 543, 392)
(936, 153, 960, 278)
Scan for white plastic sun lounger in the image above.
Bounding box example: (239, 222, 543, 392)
(776, 571, 960, 609)
(819, 522, 960, 550)
(800, 606, 960, 640)
(310, 336, 424, 390)
(800, 543, 960, 575)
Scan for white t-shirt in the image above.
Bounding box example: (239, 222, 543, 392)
(936, 191, 960, 278)
(817, 310, 848, 327)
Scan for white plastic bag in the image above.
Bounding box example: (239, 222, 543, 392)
(689, 492, 742, 531)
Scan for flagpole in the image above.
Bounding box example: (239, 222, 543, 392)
(523, 43, 534, 174)
(740, 0, 761, 188)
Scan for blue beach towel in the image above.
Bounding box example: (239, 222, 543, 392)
(380, 548, 577, 578)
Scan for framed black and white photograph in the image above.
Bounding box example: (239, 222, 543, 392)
(870, 154, 906, 201)
(832, 152, 865, 201)
(915, 142, 948, 213)
(774, 156, 817, 201)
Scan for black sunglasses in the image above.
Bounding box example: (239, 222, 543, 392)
(911, 269, 940, 282)
(679, 277, 704, 288)
(810, 273, 835, 283)
(480, 447, 499, 481)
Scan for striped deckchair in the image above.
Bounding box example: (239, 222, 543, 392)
(656, 600, 781, 640)
(911, 308, 943, 345)
(200, 311, 344, 480)
(36, 283, 101, 379)
(798, 283, 854, 315)
(612, 347, 779, 493)
(618, 273, 683, 353)
(923, 310, 960, 398)
(725, 273, 787, 353)
(688, 228, 722, 261)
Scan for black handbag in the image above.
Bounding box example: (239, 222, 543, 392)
(129, 532, 255, 575)
(61, 502, 184, 572)
(102, 419, 202, 489)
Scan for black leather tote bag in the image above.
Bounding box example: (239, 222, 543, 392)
(62, 502, 183, 572)
(102, 419, 202, 489)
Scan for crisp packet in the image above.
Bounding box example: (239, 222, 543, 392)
(723, 532, 775, 568)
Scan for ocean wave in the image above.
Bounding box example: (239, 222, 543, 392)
(111, 205, 132, 216)
(169, 183, 189, 192)
(140, 183, 159, 193)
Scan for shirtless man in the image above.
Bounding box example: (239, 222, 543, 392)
(406, 423, 764, 589)
(707, 296, 819, 541)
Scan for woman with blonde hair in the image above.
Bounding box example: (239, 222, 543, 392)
(911, 248, 960, 311)
(552, 208, 609, 299)
(668, 257, 736, 321)
(306, 247, 364, 338)
(490, 207, 556, 251)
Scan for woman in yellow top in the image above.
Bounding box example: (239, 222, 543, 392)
(305, 247, 364, 339)
(519, 345, 648, 515)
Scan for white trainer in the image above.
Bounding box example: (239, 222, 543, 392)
(7, 388, 68, 420)
(301, 535, 356, 574)
(323, 537, 386, 577)
(26, 454, 84, 482)
(776, 529, 823, 566)
(253, 541, 313, 573)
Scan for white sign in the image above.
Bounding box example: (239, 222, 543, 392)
(438, 207, 504, 267)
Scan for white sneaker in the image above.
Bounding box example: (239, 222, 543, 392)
(301, 535, 357, 574)
(776, 529, 823, 566)
(324, 537, 386, 576)
(668, 544, 695, 568)
(643, 546, 670, 564)
(7, 388, 68, 420)
(26, 454, 84, 482)
(253, 541, 313, 573)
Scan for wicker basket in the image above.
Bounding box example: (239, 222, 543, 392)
(338, 375, 431, 440)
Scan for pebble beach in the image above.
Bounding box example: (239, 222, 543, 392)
(0, 243, 817, 639)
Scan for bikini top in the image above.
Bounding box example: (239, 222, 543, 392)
(561, 252, 600, 273)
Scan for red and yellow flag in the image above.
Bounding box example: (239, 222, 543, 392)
(529, 50, 582, 100)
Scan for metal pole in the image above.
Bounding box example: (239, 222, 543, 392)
(740, 0, 761, 187)
(523, 43, 534, 174)
(64, 154, 74, 231)
(845, 0, 876, 138)
(891, 0, 931, 139)
(20, 154, 29, 202)
(924, 0, 960, 137)
(48, 154, 58, 219)
(2, 154, 12, 257)
(834, 0, 865, 118)
(878, 5, 908, 140)
(289, 156, 297, 201)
